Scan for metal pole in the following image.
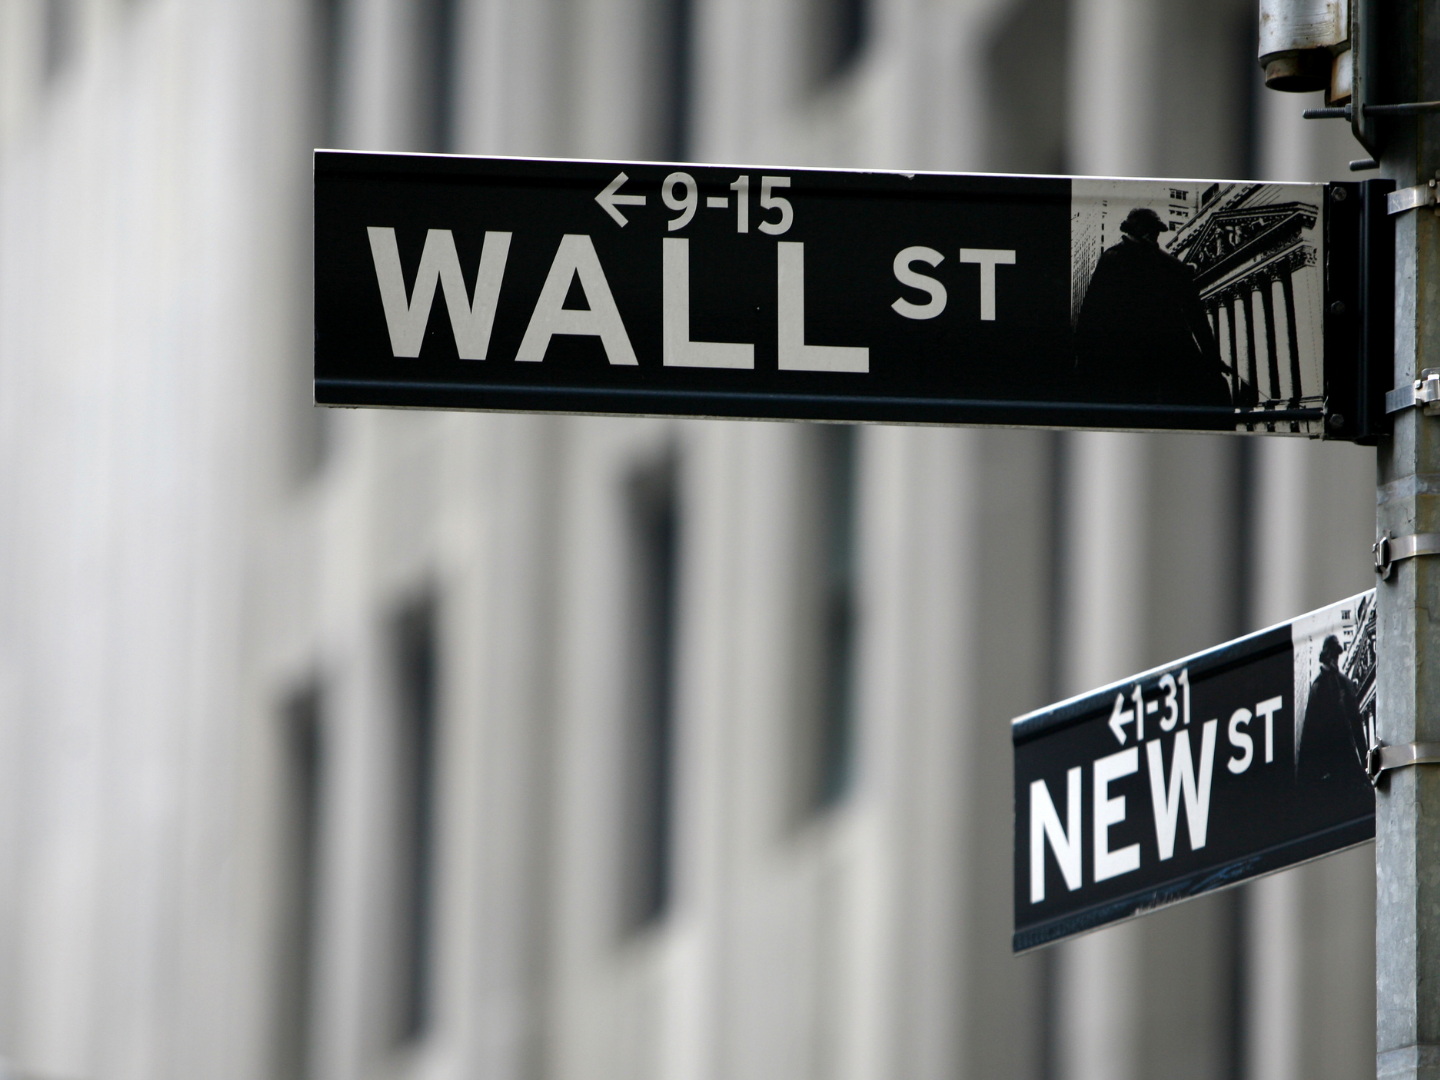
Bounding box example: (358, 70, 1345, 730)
(1375, 0, 1440, 1077)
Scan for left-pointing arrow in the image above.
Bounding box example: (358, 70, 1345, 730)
(1107, 691, 1135, 745)
(596, 172, 646, 227)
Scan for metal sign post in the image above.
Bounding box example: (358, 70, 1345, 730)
(1368, 1, 1440, 1076)
(1260, 0, 1439, 1073)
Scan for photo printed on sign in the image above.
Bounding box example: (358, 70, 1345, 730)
(1071, 180, 1325, 435)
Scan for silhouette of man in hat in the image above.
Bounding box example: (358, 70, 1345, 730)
(1297, 634, 1371, 817)
(1074, 207, 1232, 407)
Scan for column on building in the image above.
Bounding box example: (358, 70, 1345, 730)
(1258, 272, 1283, 403)
(1278, 267, 1303, 405)
(1056, 0, 1258, 1077)
(1241, 287, 1261, 402)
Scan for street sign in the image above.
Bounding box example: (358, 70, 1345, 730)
(1012, 590, 1377, 952)
(315, 151, 1372, 438)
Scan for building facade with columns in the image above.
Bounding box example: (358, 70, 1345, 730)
(0, 1, 1379, 1079)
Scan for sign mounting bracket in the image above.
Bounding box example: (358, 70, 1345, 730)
(1384, 369, 1440, 416)
(1367, 743, 1440, 786)
(1386, 177, 1440, 217)
(1372, 531, 1440, 580)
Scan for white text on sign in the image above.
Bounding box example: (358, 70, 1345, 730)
(368, 175, 1020, 366)
(1028, 667, 1285, 903)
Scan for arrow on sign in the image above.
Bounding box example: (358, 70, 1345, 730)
(1108, 691, 1135, 744)
(596, 172, 647, 227)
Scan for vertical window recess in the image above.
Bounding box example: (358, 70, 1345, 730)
(816, 425, 858, 809)
(624, 453, 681, 930)
(273, 684, 325, 1080)
(392, 598, 439, 1044)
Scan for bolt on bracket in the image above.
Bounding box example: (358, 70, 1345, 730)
(1304, 100, 1440, 121)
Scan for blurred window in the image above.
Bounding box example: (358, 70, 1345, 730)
(290, 0, 348, 487)
(43, 0, 74, 82)
(815, 0, 868, 86)
(661, 0, 693, 160)
(391, 598, 440, 1044)
(985, 0, 1067, 173)
(813, 425, 858, 808)
(314, 0, 346, 148)
(273, 683, 326, 1080)
(1234, 7, 1262, 180)
(416, 0, 458, 153)
(622, 451, 681, 930)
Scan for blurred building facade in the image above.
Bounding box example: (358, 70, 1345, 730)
(0, 1, 1380, 1079)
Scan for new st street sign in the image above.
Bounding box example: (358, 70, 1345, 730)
(1012, 591, 1377, 952)
(314, 151, 1383, 440)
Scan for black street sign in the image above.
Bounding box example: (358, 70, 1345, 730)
(1012, 590, 1377, 952)
(314, 152, 1378, 438)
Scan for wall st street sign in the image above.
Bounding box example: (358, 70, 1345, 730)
(314, 151, 1382, 439)
(1012, 591, 1378, 952)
